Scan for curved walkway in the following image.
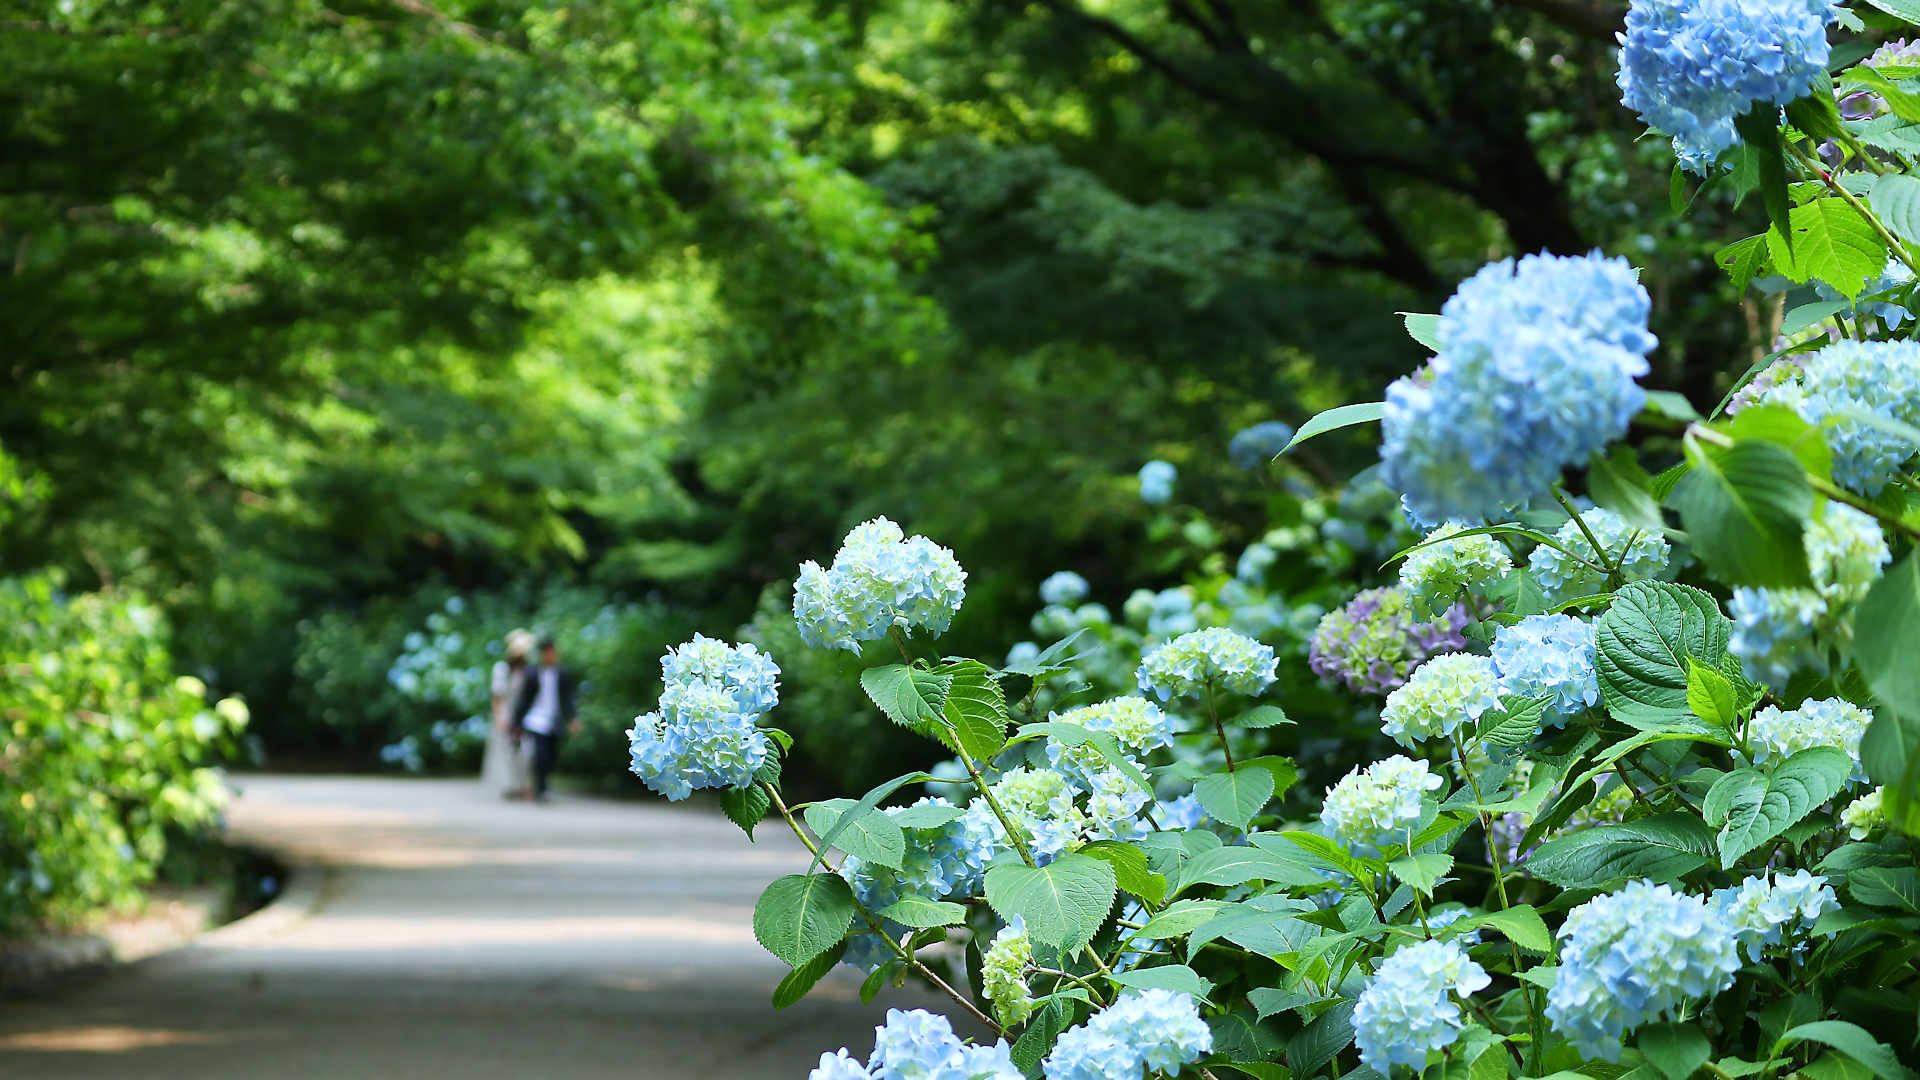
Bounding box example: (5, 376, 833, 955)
(0, 775, 962, 1078)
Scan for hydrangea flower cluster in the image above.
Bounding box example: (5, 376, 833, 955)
(1237, 541, 1279, 583)
(1309, 586, 1472, 696)
(1546, 880, 1742, 1060)
(1617, 0, 1839, 172)
(1228, 420, 1296, 470)
(1731, 503, 1891, 684)
(839, 799, 992, 970)
(1041, 989, 1211, 1080)
(1744, 697, 1874, 782)
(1323, 755, 1443, 851)
(1842, 788, 1886, 839)
(1399, 523, 1512, 612)
(627, 637, 779, 800)
(1751, 340, 1920, 494)
(1046, 697, 1175, 783)
(808, 1009, 1021, 1080)
(1379, 653, 1500, 748)
(1125, 586, 1200, 638)
(1710, 870, 1838, 961)
(1353, 939, 1491, 1073)
(953, 766, 1147, 870)
(1491, 614, 1600, 727)
(1039, 571, 1090, 607)
(1381, 253, 1655, 523)
(1528, 507, 1671, 605)
(1136, 627, 1277, 702)
(1726, 354, 1807, 416)
(981, 917, 1035, 1026)
(1138, 460, 1177, 505)
(793, 518, 967, 653)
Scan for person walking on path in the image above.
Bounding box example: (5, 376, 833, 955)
(511, 634, 578, 803)
(484, 628, 537, 799)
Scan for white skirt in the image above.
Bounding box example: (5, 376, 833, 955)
(481, 708, 530, 793)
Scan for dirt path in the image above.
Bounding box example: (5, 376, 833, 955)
(0, 775, 962, 1078)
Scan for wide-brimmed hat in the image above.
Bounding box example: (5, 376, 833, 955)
(504, 628, 536, 660)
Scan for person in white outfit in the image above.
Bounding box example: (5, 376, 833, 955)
(485, 629, 536, 799)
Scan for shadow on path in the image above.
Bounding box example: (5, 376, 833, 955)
(0, 775, 963, 1078)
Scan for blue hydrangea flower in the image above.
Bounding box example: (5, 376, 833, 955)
(1710, 870, 1838, 961)
(840, 798, 993, 970)
(659, 633, 781, 715)
(1547, 880, 1742, 1061)
(628, 638, 779, 800)
(1754, 340, 1920, 494)
(1842, 787, 1885, 839)
(1732, 503, 1891, 684)
(1040, 571, 1090, 607)
(1400, 523, 1513, 611)
(1382, 253, 1655, 523)
(1323, 755, 1443, 851)
(1237, 541, 1279, 583)
(1491, 614, 1600, 727)
(1048, 697, 1176, 777)
(1153, 792, 1210, 831)
(1528, 507, 1671, 605)
(1426, 906, 1484, 944)
(1379, 653, 1500, 748)
(1617, 0, 1839, 172)
(808, 1008, 1021, 1080)
(1744, 697, 1874, 783)
(1145, 587, 1199, 638)
(1136, 627, 1278, 701)
(1042, 989, 1212, 1080)
(1138, 460, 1177, 505)
(794, 518, 967, 652)
(1309, 586, 1472, 696)
(1353, 938, 1491, 1074)
(1229, 420, 1296, 470)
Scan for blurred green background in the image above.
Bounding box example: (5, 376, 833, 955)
(2, 0, 1777, 928)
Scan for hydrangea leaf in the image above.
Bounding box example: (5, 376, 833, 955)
(1670, 434, 1815, 588)
(1212, 1006, 1283, 1064)
(888, 801, 966, 829)
(1259, 830, 1382, 888)
(1238, 704, 1292, 728)
(1387, 852, 1452, 897)
(1705, 747, 1852, 869)
(1010, 998, 1071, 1075)
(771, 940, 845, 1010)
(1172, 844, 1327, 897)
(1715, 234, 1770, 294)
(720, 782, 770, 839)
(1187, 895, 1319, 960)
(858, 960, 894, 1005)
(1397, 312, 1443, 351)
(1282, 402, 1384, 454)
(1859, 709, 1920, 836)
(804, 797, 908, 870)
(983, 853, 1116, 953)
(1284, 999, 1356, 1078)
(752, 873, 856, 967)
(1479, 695, 1551, 748)
(1862, 0, 1920, 24)
(1764, 197, 1887, 297)
(1107, 964, 1215, 1003)
(1638, 1022, 1713, 1080)
(1523, 812, 1717, 888)
(1241, 754, 1300, 801)
(1853, 551, 1920, 719)
(936, 659, 1008, 763)
(1595, 581, 1735, 726)
(1684, 656, 1741, 730)
(1736, 107, 1793, 249)
(1135, 899, 1227, 940)
(1078, 839, 1166, 906)
(806, 769, 937, 873)
(1195, 767, 1275, 832)
(1249, 987, 1332, 1022)
(878, 897, 967, 928)
(1778, 1021, 1920, 1080)
(1459, 905, 1552, 954)
(1847, 866, 1920, 913)
(859, 664, 952, 739)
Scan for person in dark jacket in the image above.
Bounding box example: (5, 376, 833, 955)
(511, 635, 579, 802)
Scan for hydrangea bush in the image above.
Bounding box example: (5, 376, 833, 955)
(620, 9, 1920, 1076)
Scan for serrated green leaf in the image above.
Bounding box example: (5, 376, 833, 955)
(1011, 998, 1071, 1075)
(1778, 1021, 1920, 1080)
(984, 854, 1116, 953)
(1259, 830, 1380, 888)
(1595, 581, 1735, 726)
(1863, 0, 1920, 24)
(1716, 234, 1770, 293)
(1639, 1022, 1713, 1080)
(1136, 898, 1227, 940)
(1189, 895, 1320, 959)
(807, 769, 937, 873)
(1707, 747, 1853, 868)
(1729, 403, 1835, 480)
(1388, 852, 1452, 896)
(1239, 704, 1292, 728)
(772, 940, 846, 1009)
(1855, 551, 1920, 719)
(860, 664, 951, 737)
(889, 802, 966, 829)
(1108, 963, 1214, 1001)
(1195, 767, 1275, 832)
(804, 798, 907, 869)
(1738, 106, 1793, 246)
(937, 659, 1009, 762)
(1670, 433, 1814, 588)
(1848, 866, 1920, 912)
(1286, 1000, 1356, 1078)
(1174, 844, 1327, 896)
(722, 782, 771, 838)
(1524, 813, 1717, 888)
(879, 896, 968, 928)
(1685, 657, 1740, 729)
(1079, 839, 1167, 906)
(1481, 694, 1551, 748)
(753, 873, 856, 966)
(1859, 706, 1920, 836)
(1765, 197, 1888, 297)
(1399, 312, 1443, 351)
(1467, 905, 1553, 954)
(1283, 402, 1385, 454)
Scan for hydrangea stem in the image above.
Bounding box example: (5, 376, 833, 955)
(1550, 487, 1620, 582)
(1203, 678, 1236, 772)
(1450, 732, 1544, 1071)
(760, 781, 1004, 1036)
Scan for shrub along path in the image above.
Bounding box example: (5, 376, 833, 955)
(0, 775, 959, 1078)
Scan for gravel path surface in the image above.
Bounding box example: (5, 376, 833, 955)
(0, 775, 966, 1078)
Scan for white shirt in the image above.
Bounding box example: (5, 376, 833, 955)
(523, 666, 561, 735)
